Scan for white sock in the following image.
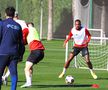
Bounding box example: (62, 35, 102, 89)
(25, 72, 32, 85)
(26, 76, 31, 85)
(89, 69, 94, 73)
(24, 61, 33, 85)
(62, 68, 66, 74)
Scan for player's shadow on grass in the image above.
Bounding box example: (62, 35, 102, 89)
(32, 84, 92, 88)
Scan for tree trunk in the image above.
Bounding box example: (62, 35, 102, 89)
(47, 0, 53, 40)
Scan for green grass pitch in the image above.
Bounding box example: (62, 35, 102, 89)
(2, 40, 108, 90)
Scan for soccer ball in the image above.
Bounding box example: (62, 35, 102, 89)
(65, 75, 74, 84)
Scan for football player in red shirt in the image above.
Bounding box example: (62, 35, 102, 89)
(21, 22, 45, 88)
(59, 19, 97, 79)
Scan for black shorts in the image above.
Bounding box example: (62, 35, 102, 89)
(71, 47, 89, 57)
(27, 50, 44, 64)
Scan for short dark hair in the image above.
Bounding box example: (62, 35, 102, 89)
(5, 6, 15, 17)
(27, 22, 34, 27)
(75, 19, 81, 24)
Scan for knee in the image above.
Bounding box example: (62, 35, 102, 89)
(69, 53, 74, 60)
(86, 61, 91, 64)
(24, 67, 28, 72)
(29, 69, 33, 74)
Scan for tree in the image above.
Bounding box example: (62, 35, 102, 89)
(47, 0, 53, 40)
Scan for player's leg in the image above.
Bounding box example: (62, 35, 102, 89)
(25, 61, 33, 85)
(64, 52, 75, 68)
(59, 47, 80, 78)
(2, 67, 9, 85)
(82, 47, 97, 79)
(20, 61, 33, 88)
(20, 51, 34, 88)
(84, 54, 93, 69)
(85, 54, 97, 79)
(21, 50, 44, 88)
(59, 52, 74, 78)
(0, 55, 9, 89)
(8, 56, 18, 90)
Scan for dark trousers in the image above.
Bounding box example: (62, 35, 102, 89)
(0, 55, 18, 90)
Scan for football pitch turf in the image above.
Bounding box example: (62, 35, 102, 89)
(2, 40, 108, 90)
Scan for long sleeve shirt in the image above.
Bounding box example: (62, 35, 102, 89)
(0, 18, 25, 57)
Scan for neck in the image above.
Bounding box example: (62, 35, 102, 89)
(6, 16, 13, 19)
(77, 27, 82, 31)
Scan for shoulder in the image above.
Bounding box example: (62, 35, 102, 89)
(15, 19, 27, 27)
(13, 20, 21, 27)
(84, 27, 89, 32)
(81, 26, 88, 30)
(80, 27, 88, 31)
(71, 27, 76, 33)
(12, 21, 22, 31)
(1, 19, 6, 23)
(0, 19, 8, 27)
(15, 19, 26, 24)
(15, 19, 27, 29)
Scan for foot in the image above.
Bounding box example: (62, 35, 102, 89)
(58, 72, 65, 78)
(2, 77, 7, 85)
(90, 71, 98, 79)
(20, 83, 32, 88)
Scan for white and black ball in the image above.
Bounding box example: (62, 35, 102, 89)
(65, 75, 74, 84)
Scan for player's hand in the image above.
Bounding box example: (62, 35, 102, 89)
(83, 39, 89, 45)
(86, 41, 89, 45)
(63, 42, 66, 48)
(86, 40, 89, 45)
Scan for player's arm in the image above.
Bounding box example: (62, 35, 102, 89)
(22, 28, 29, 45)
(63, 31, 73, 47)
(86, 28, 91, 43)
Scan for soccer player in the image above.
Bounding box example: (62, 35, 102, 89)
(2, 11, 28, 85)
(0, 6, 25, 90)
(0, 13, 9, 86)
(20, 22, 45, 88)
(59, 19, 97, 79)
